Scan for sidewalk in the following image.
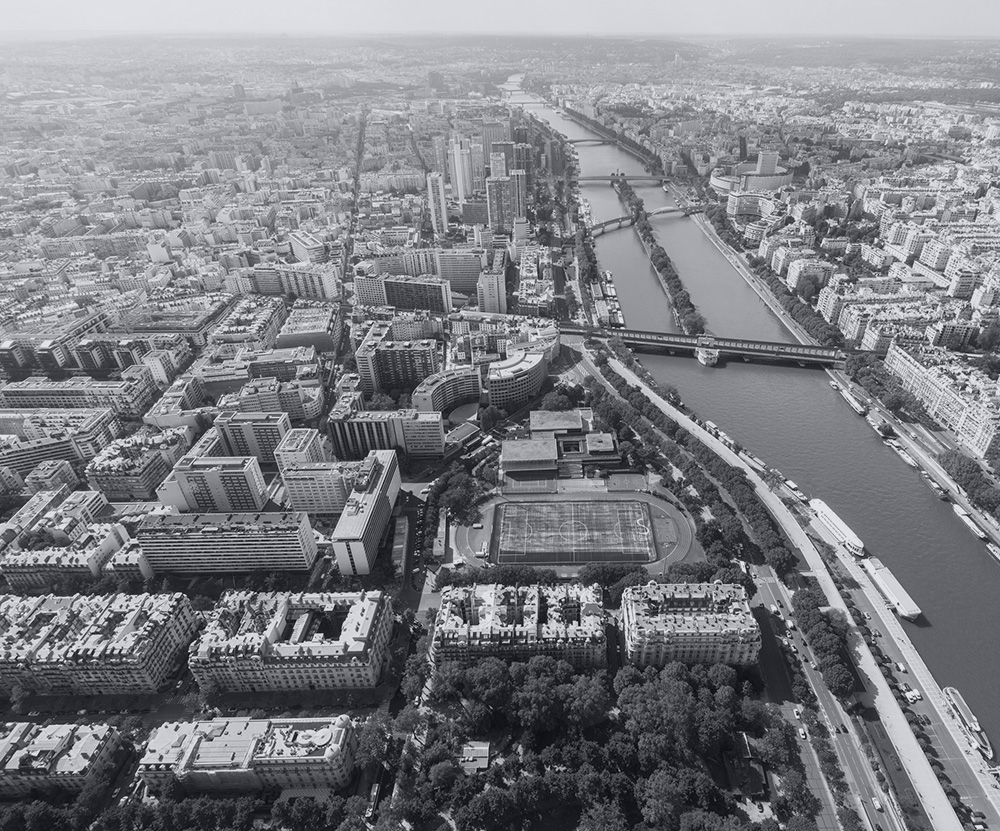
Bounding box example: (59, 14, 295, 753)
(603, 355, 964, 831)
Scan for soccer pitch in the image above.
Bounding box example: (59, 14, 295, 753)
(495, 500, 656, 564)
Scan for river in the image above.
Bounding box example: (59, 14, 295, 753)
(505, 77, 1000, 744)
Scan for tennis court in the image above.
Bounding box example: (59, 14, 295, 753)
(495, 500, 656, 564)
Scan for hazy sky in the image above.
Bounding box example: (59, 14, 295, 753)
(2, 0, 999, 39)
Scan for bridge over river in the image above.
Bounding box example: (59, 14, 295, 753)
(561, 323, 854, 368)
(590, 204, 706, 236)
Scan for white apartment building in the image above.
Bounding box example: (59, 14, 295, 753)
(189, 591, 392, 692)
(621, 583, 761, 668)
(0, 593, 200, 695)
(431, 584, 606, 669)
(139, 716, 355, 794)
(0, 722, 122, 798)
(137, 512, 318, 574)
(282, 462, 362, 514)
(327, 409, 445, 460)
(273, 428, 332, 472)
(885, 342, 1000, 459)
(331, 451, 400, 576)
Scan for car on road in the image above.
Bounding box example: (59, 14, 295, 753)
(810, 662, 818, 670)
(798, 728, 807, 740)
(794, 708, 801, 719)
(420, 487, 430, 494)
(472, 522, 483, 529)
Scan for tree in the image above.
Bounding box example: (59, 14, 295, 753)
(539, 391, 573, 411)
(822, 663, 855, 698)
(355, 711, 392, 769)
(479, 404, 504, 432)
(10, 683, 29, 715)
(979, 325, 1000, 352)
(368, 392, 396, 411)
(578, 802, 629, 831)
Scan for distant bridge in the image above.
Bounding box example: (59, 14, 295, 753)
(567, 138, 617, 147)
(561, 323, 852, 368)
(577, 175, 669, 183)
(590, 204, 705, 236)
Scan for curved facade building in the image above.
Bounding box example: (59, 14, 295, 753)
(412, 367, 484, 414)
(487, 350, 547, 412)
(710, 161, 793, 195)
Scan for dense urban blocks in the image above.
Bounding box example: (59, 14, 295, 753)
(494, 499, 657, 564)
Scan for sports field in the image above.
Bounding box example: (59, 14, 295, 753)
(495, 500, 657, 564)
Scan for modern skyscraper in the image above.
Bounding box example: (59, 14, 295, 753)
(481, 121, 507, 158)
(477, 269, 507, 314)
(513, 143, 533, 184)
(449, 138, 472, 203)
(470, 143, 486, 191)
(756, 150, 779, 176)
(491, 141, 515, 176)
(510, 169, 529, 220)
(489, 151, 507, 178)
(486, 176, 514, 234)
(427, 172, 448, 235)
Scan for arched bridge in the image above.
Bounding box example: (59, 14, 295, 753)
(561, 323, 853, 368)
(590, 204, 705, 236)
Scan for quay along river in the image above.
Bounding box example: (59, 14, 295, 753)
(505, 76, 1000, 745)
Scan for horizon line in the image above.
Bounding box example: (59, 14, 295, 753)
(2, 30, 1000, 42)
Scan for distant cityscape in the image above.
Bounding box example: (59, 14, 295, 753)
(0, 30, 999, 831)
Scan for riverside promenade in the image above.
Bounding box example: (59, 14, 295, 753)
(600, 352, 964, 831)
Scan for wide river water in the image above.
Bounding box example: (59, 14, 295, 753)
(505, 78, 1000, 741)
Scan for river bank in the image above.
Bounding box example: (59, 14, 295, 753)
(596, 350, 964, 831)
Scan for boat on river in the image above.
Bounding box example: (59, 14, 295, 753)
(829, 380, 840, 390)
(987, 543, 1000, 565)
(840, 387, 868, 415)
(810, 498, 864, 557)
(954, 505, 988, 540)
(945, 687, 994, 760)
(784, 479, 808, 503)
(884, 439, 918, 468)
(696, 347, 719, 366)
(862, 557, 922, 621)
(920, 472, 948, 500)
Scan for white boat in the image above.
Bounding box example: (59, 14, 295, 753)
(829, 380, 840, 391)
(784, 479, 808, 502)
(696, 347, 719, 367)
(862, 557, 922, 620)
(868, 414, 890, 436)
(742, 451, 767, 472)
(987, 543, 1000, 565)
(840, 387, 868, 415)
(810, 498, 864, 557)
(954, 504, 988, 540)
(945, 687, 994, 760)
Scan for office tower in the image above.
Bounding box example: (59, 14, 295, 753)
(486, 176, 514, 234)
(289, 231, 327, 264)
(137, 512, 319, 574)
(492, 141, 515, 175)
(513, 143, 532, 183)
(489, 151, 507, 178)
(510, 169, 528, 220)
(432, 135, 449, 179)
(481, 121, 507, 157)
(477, 270, 507, 314)
(187, 592, 391, 693)
(215, 411, 291, 465)
(331, 450, 401, 576)
(449, 138, 472, 203)
(157, 455, 268, 513)
(470, 143, 486, 191)
(738, 135, 748, 161)
(756, 151, 779, 176)
(427, 172, 448, 236)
